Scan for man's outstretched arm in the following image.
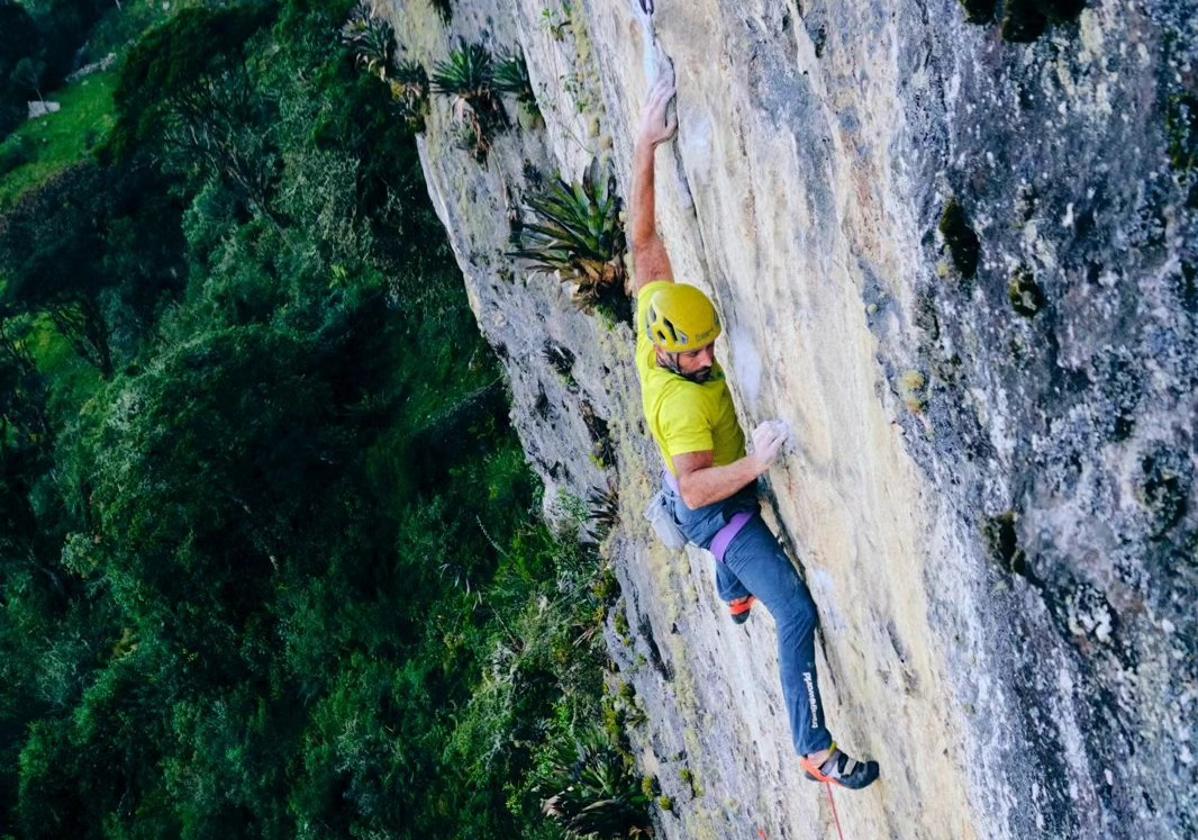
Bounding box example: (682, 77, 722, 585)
(631, 76, 678, 295)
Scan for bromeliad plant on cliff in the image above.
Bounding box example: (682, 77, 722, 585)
(431, 39, 506, 161)
(389, 59, 429, 132)
(494, 47, 541, 124)
(510, 156, 631, 322)
(534, 727, 652, 839)
(339, 2, 394, 81)
(340, 5, 429, 131)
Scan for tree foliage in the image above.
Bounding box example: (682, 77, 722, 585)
(0, 0, 43, 137)
(0, 159, 185, 377)
(107, 4, 279, 213)
(0, 1, 620, 837)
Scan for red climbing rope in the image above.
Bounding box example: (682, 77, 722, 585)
(825, 781, 846, 840)
(757, 783, 846, 840)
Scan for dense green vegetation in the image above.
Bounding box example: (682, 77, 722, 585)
(0, 0, 163, 142)
(0, 70, 116, 209)
(0, 1, 642, 836)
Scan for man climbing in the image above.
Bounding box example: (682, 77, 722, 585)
(629, 74, 880, 791)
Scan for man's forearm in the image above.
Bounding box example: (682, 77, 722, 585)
(677, 456, 761, 509)
(630, 141, 658, 247)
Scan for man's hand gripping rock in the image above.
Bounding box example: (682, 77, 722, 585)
(636, 74, 678, 151)
(747, 419, 791, 477)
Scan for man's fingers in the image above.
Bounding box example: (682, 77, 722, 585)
(750, 419, 790, 467)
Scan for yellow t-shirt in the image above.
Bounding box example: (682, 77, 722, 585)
(635, 280, 746, 475)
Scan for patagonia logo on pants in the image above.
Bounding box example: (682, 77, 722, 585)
(803, 671, 820, 728)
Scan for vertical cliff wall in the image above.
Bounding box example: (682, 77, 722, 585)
(379, 1, 1197, 836)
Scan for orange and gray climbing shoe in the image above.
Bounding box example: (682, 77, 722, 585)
(729, 595, 756, 624)
(800, 744, 880, 790)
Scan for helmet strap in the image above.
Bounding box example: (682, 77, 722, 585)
(658, 350, 683, 375)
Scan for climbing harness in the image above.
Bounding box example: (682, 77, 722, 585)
(710, 510, 753, 562)
(660, 470, 757, 561)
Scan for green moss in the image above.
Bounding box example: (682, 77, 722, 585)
(1167, 94, 1198, 174)
(613, 605, 632, 645)
(1008, 266, 1046, 317)
(539, 7, 570, 41)
(641, 775, 660, 798)
(1139, 450, 1190, 538)
(959, 0, 996, 24)
(602, 702, 623, 743)
(898, 370, 928, 414)
(982, 512, 1030, 578)
(939, 198, 980, 278)
(591, 565, 620, 604)
(658, 795, 673, 811)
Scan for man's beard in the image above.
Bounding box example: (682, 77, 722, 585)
(663, 353, 713, 383)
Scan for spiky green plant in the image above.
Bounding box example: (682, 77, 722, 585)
(536, 728, 652, 839)
(585, 483, 619, 541)
(510, 157, 626, 313)
(389, 60, 429, 131)
(340, 3, 395, 82)
(431, 39, 494, 102)
(495, 48, 540, 120)
(431, 40, 506, 159)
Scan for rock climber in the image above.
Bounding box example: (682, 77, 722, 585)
(628, 74, 880, 791)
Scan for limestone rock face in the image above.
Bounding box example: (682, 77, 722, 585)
(381, 1, 1197, 836)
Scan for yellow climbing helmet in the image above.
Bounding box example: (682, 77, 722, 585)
(643, 283, 721, 353)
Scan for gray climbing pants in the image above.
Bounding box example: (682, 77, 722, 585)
(664, 479, 834, 757)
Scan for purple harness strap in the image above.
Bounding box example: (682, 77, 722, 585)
(711, 512, 753, 563)
(663, 469, 754, 563)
